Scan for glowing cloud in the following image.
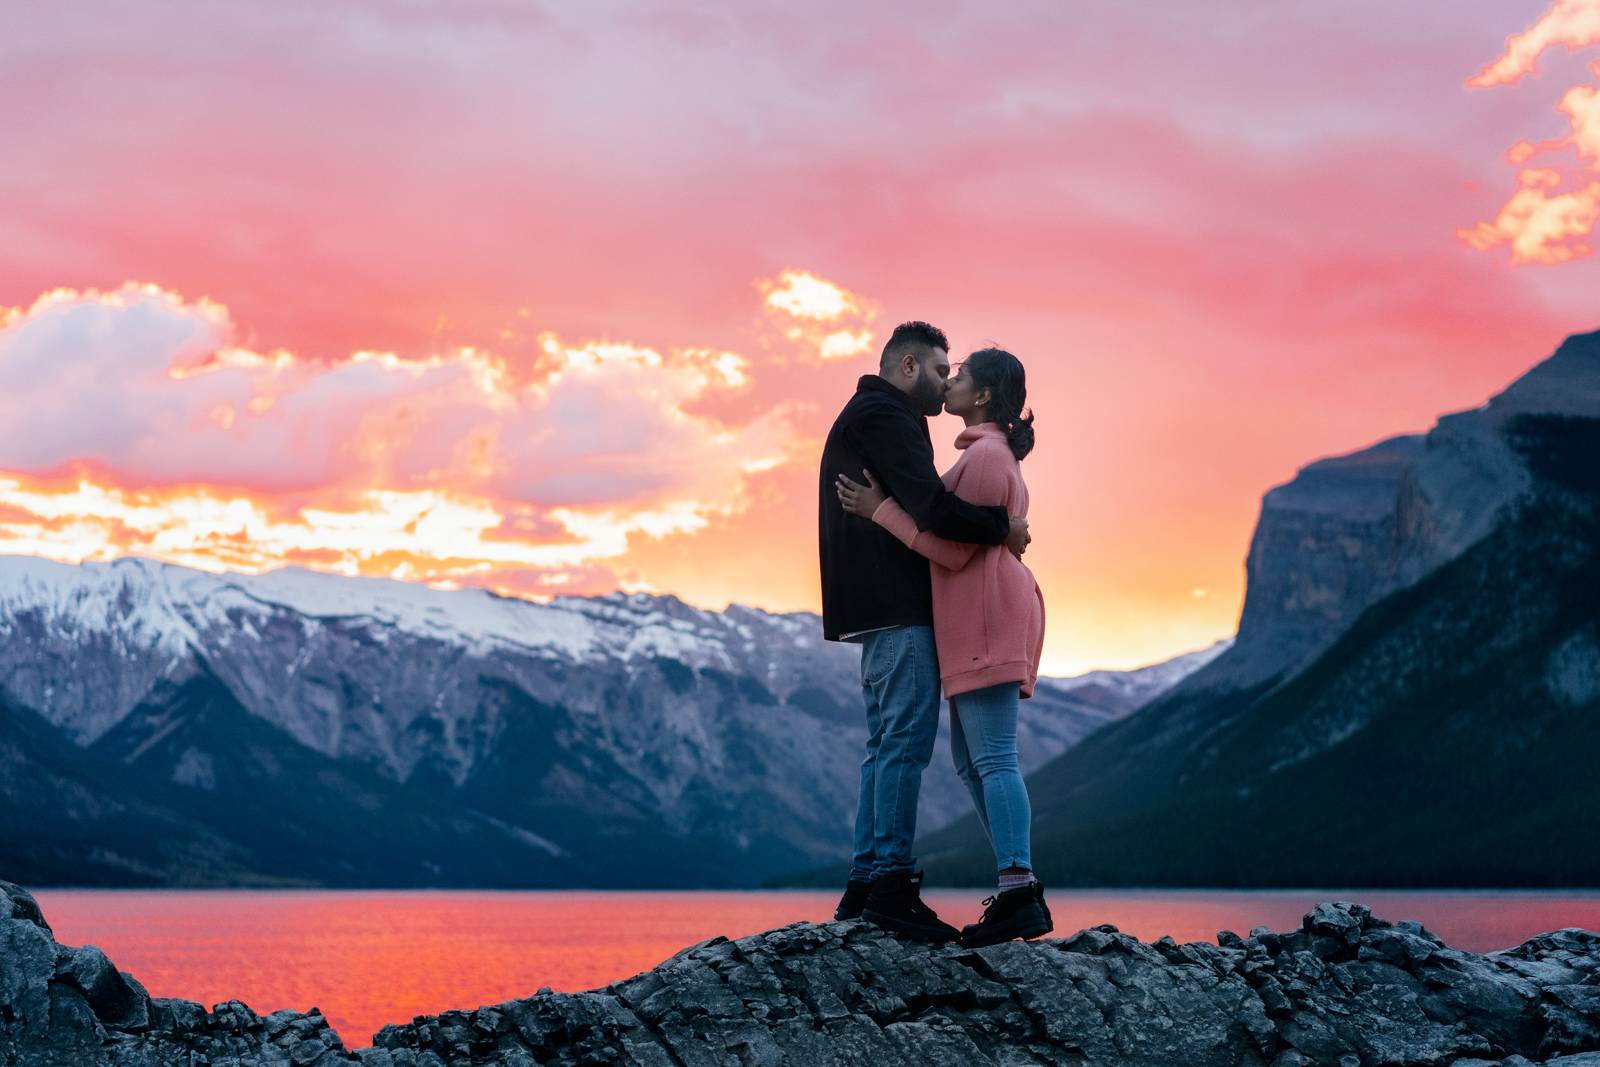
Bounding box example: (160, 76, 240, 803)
(1563, 84, 1600, 161)
(11, 2, 1586, 673)
(1469, 0, 1600, 88)
(1463, 0, 1600, 264)
(0, 273, 851, 598)
(815, 330, 871, 360)
(1459, 170, 1600, 263)
(755, 271, 877, 364)
(761, 269, 860, 320)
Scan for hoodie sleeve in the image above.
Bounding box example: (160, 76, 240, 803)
(847, 405, 1010, 544)
(870, 498, 980, 572)
(870, 444, 1013, 572)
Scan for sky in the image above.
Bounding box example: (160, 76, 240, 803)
(2, 0, 1598, 674)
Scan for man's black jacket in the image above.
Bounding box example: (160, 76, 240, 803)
(818, 375, 1010, 641)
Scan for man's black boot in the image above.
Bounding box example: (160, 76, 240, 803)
(834, 878, 873, 921)
(959, 883, 1053, 948)
(1034, 880, 1052, 929)
(861, 869, 959, 942)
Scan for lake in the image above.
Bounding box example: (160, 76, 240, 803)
(33, 888, 1600, 1049)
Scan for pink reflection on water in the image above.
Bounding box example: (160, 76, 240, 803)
(33, 889, 1600, 1049)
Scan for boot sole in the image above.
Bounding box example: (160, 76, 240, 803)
(861, 907, 959, 943)
(961, 916, 1054, 949)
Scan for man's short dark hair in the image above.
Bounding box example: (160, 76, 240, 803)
(879, 320, 948, 372)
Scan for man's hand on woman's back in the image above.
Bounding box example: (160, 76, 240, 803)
(1006, 516, 1030, 560)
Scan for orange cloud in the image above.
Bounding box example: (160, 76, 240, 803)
(0, 272, 878, 604)
(1563, 83, 1600, 160)
(1463, 1, 1600, 264)
(757, 269, 878, 363)
(0, 467, 724, 597)
(1459, 169, 1600, 263)
(1469, 0, 1600, 88)
(760, 269, 861, 320)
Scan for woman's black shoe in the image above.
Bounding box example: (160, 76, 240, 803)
(861, 870, 960, 942)
(959, 883, 1053, 948)
(834, 878, 873, 921)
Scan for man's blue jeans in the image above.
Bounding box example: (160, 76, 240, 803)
(949, 681, 1032, 872)
(849, 625, 941, 882)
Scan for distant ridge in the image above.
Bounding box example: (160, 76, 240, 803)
(0, 555, 1219, 888)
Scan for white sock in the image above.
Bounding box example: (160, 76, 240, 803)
(998, 871, 1035, 891)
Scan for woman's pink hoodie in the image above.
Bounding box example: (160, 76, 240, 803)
(871, 423, 1045, 699)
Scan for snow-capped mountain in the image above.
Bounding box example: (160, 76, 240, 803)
(0, 556, 1214, 887)
(1041, 641, 1232, 708)
(0, 555, 836, 778)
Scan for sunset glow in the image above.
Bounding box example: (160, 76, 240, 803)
(1463, 0, 1600, 263)
(3, 2, 1598, 673)
(0, 280, 804, 595)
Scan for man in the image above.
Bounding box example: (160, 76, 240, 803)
(818, 320, 1029, 942)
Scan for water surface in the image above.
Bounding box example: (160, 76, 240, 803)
(35, 888, 1600, 1048)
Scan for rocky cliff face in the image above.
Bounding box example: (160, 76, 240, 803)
(0, 558, 1214, 888)
(1221, 434, 1425, 690)
(922, 329, 1600, 888)
(1193, 329, 1600, 694)
(5, 880, 1599, 1066)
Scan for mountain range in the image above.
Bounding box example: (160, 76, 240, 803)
(11, 328, 1593, 890)
(916, 328, 1600, 887)
(0, 555, 1221, 887)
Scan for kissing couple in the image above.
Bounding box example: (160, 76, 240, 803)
(818, 320, 1049, 948)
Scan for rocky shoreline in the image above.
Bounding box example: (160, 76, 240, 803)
(5, 880, 1600, 1066)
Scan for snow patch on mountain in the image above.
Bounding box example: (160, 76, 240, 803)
(0, 552, 1236, 885)
(0, 553, 1231, 800)
(0, 554, 816, 675)
(1041, 640, 1233, 706)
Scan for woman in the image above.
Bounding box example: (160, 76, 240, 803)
(835, 347, 1049, 948)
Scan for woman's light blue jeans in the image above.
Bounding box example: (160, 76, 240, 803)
(949, 681, 1032, 872)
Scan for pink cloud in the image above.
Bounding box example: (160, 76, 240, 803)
(1462, 0, 1600, 266)
(3, 0, 1595, 670)
(1460, 170, 1600, 262)
(0, 271, 874, 602)
(0, 283, 804, 508)
(1562, 83, 1600, 159)
(1470, 0, 1600, 88)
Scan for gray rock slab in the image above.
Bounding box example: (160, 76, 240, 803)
(5, 886, 1600, 1066)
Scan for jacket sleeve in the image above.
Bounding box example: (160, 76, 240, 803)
(871, 498, 980, 572)
(848, 408, 1010, 544)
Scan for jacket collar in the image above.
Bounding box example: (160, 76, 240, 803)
(856, 374, 923, 415)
